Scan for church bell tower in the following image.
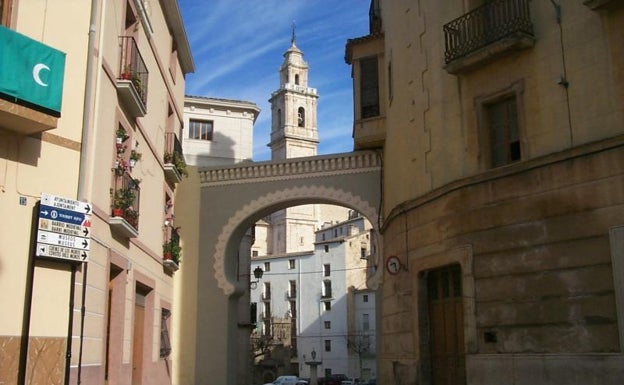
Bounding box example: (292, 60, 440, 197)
(267, 30, 320, 254)
(268, 30, 319, 160)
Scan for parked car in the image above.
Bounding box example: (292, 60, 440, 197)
(263, 375, 301, 385)
(324, 374, 348, 385)
(341, 378, 361, 385)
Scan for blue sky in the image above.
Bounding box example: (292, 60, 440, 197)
(178, 1, 370, 161)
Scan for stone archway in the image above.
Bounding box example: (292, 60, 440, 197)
(189, 151, 382, 385)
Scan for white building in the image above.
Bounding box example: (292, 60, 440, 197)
(183, 96, 260, 167)
(251, 212, 374, 379)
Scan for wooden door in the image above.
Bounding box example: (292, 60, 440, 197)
(132, 291, 145, 385)
(428, 264, 465, 385)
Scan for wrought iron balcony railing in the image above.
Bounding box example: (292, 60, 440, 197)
(111, 171, 141, 233)
(164, 132, 188, 184)
(443, 0, 533, 64)
(118, 36, 148, 106)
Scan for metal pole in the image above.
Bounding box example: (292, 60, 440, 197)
(64, 264, 77, 385)
(17, 203, 40, 385)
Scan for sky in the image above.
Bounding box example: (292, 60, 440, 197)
(178, 1, 371, 161)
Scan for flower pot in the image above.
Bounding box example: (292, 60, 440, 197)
(163, 252, 172, 260)
(112, 208, 123, 217)
(116, 137, 123, 144)
(130, 159, 137, 168)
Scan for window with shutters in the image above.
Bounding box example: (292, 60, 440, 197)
(360, 56, 379, 119)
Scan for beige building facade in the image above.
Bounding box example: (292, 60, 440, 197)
(0, 1, 193, 384)
(346, 1, 624, 384)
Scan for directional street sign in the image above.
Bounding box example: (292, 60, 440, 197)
(36, 193, 91, 263)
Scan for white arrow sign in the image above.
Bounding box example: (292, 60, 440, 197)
(37, 230, 90, 250)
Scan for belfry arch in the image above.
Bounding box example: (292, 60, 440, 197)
(187, 151, 382, 385)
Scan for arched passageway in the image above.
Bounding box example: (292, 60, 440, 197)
(189, 151, 382, 385)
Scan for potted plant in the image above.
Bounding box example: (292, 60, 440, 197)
(129, 149, 142, 168)
(115, 159, 129, 175)
(112, 187, 135, 217)
(164, 151, 189, 177)
(116, 127, 129, 143)
(163, 239, 181, 265)
(124, 207, 139, 227)
(120, 65, 132, 80)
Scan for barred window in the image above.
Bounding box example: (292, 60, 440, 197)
(188, 119, 213, 141)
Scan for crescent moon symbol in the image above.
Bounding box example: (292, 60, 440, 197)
(33, 63, 50, 87)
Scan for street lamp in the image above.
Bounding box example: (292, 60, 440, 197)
(250, 266, 263, 289)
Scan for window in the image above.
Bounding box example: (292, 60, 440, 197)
(263, 282, 271, 300)
(188, 119, 213, 140)
(323, 280, 332, 298)
(324, 245, 329, 253)
(324, 321, 331, 329)
(363, 313, 370, 331)
(361, 248, 367, 259)
(289, 280, 297, 297)
(264, 262, 270, 272)
(324, 301, 331, 311)
(289, 259, 295, 269)
(477, 82, 524, 169)
(290, 300, 297, 316)
(252, 250, 258, 257)
(487, 96, 520, 167)
(295, 74, 300, 85)
(363, 294, 369, 303)
(297, 107, 305, 127)
(325, 369, 332, 378)
(360, 56, 379, 118)
(325, 339, 332, 352)
(324, 264, 331, 277)
(160, 309, 171, 358)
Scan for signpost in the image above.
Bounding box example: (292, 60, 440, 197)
(36, 193, 91, 263)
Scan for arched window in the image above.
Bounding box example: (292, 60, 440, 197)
(297, 107, 305, 127)
(295, 74, 300, 85)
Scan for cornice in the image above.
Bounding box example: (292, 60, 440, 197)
(200, 151, 381, 187)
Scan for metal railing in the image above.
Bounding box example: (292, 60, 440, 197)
(111, 171, 141, 230)
(118, 36, 148, 105)
(443, 0, 533, 63)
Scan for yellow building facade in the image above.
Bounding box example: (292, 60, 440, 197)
(347, 1, 624, 384)
(0, 1, 193, 384)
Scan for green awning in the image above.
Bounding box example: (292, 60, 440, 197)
(0, 26, 66, 115)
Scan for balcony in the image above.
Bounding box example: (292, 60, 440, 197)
(286, 290, 297, 299)
(109, 171, 141, 238)
(164, 132, 188, 184)
(116, 36, 148, 117)
(321, 290, 333, 301)
(262, 291, 271, 301)
(443, 0, 534, 74)
(163, 236, 181, 272)
(261, 311, 272, 320)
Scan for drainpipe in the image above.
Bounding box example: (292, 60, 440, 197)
(549, 0, 573, 146)
(75, 0, 99, 384)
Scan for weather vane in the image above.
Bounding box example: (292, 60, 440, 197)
(291, 20, 296, 45)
